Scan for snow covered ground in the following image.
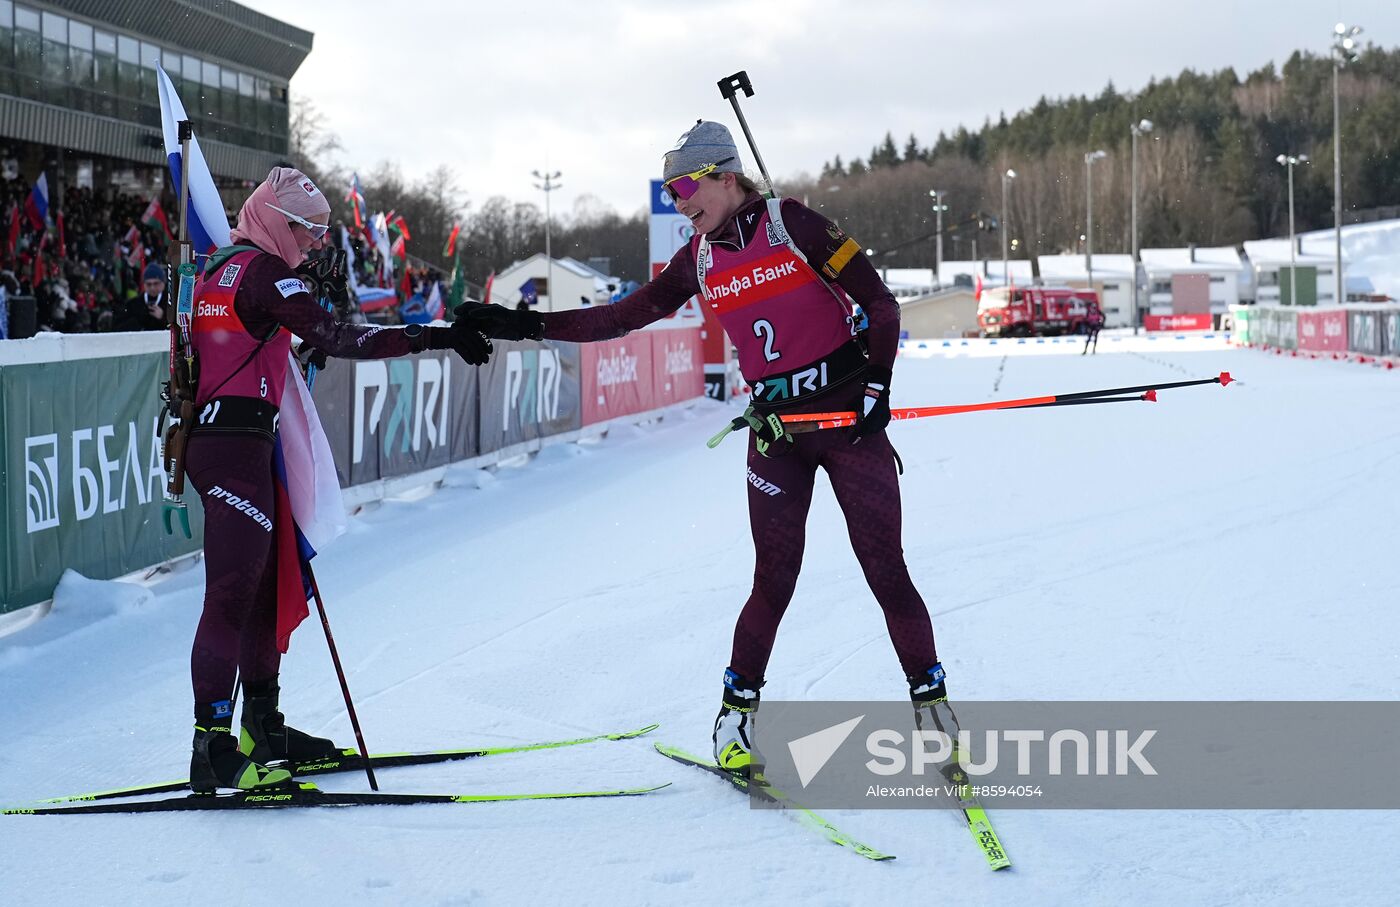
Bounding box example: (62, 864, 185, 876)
(3, 335, 1398, 905)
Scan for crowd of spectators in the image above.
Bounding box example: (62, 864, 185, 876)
(1, 174, 174, 335)
(0, 173, 458, 338)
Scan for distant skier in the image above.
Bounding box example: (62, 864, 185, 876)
(1083, 300, 1105, 355)
(182, 167, 491, 792)
(460, 121, 951, 774)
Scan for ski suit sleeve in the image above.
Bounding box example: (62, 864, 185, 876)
(236, 254, 417, 358)
(540, 243, 700, 342)
(779, 199, 901, 373)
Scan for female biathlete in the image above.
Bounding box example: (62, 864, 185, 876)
(184, 167, 490, 791)
(463, 122, 953, 773)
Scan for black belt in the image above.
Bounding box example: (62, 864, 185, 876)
(188, 395, 280, 439)
(749, 340, 867, 409)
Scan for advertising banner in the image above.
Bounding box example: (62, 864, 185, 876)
(1144, 313, 1212, 331)
(649, 328, 705, 408)
(1, 353, 204, 613)
(318, 351, 465, 487)
(581, 335, 656, 426)
(1229, 305, 1252, 345)
(1382, 311, 1400, 357)
(477, 340, 581, 455)
(1296, 309, 1347, 352)
(1347, 310, 1382, 355)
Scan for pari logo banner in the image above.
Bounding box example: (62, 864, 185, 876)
(350, 354, 452, 483)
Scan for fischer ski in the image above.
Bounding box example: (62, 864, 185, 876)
(655, 743, 894, 862)
(939, 761, 1012, 871)
(37, 724, 660, 805)
(5, 780, 670, 816)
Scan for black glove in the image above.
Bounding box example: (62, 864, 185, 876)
(457, 302, 544, 341)
(295, 340, 328, 375)
(424, 320, 492, 366)
(295, 250, 348, 305)
(850, 365, 892, 444)
(736, 406, 793, 458)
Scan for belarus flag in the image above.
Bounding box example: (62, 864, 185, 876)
(142, 196, 174, 241)
(24, 173, 48, 231)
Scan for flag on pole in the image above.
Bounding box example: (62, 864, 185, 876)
(156, 64, 231, 259)
(483, 271, 494, 306)
(5, 202, 19, 261)
(443, 221, 460, 258)
(519, 278, 538, 306)
(141, 196, 174, 241)
(24, 173, 48, 231)
(345, 173, 365, 232)
(124, 223, 145, 269)
(388, 213, 411, 241)
(447, 257, 466, 311)
(424, 280, 443, 320)
(390, 233, 405, 260)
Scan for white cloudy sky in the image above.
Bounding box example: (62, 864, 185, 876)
(244, 0, 1398, 218)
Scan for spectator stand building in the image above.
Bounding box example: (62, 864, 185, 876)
(0, 0, 312, 333)
(1036, 253, 1136, 328)
(1139, 246, 1244, 321)
(1240, 239, 1337, 307)
(0, 0, 309, 207)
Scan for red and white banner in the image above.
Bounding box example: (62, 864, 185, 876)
(1296, 309, 1348, 352)
(1145, 313, 1213, 331)
(581, 335, 656, 426)
(650, 328, 705, 407)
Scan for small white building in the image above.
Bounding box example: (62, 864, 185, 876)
(1036, 254, 1137, 327)
(491, 254, 620, 312)
(1242, 239, 1339, 306)
(937, 260, 1034, 291)
(1139, 246, 1244, 316)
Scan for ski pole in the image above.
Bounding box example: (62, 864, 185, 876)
(780, 372, 1233, 433)
(718, 71, 776, 197)
(306, 564, 378, 791)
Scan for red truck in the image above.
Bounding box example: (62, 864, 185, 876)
(977, 286, 1104, 337)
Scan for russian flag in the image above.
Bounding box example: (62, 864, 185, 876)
(268, 334, 349, 651)
(24, 173, 48, 231)
(155, 64, 231, 260)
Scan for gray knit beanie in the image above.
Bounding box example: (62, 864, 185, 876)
(663, 120, 744, 182)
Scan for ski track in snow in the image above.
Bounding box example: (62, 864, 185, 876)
(2, 341, 1399, 905)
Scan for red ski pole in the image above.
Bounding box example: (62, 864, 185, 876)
(781, 372, 1233, 433)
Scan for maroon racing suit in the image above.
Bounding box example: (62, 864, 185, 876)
(543, 192, 938, 684)
(185, 245, 421, 705)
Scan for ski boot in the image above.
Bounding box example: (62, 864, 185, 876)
(712, 667, 763, 776)
(909, 662, 969, 789)
(239, 677, 343, 767)
(190, 699, 294, 794)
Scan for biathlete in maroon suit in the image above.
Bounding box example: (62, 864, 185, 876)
(183, 167, 491, 793)
(460, 122, 950, 774)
